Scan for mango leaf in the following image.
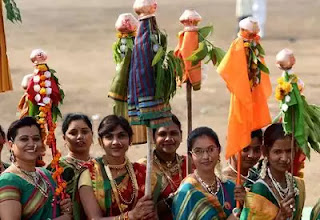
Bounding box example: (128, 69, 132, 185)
(258, 61, 269, 74)
(211, 47, 225, 66)
(198, 26, 213, 40)
(251, 50, 258, 64)
(126, 38, 134, 50)
(152, 46, 164, 66)
(186, 41, 208, 66)
(3, 0, 22, 23)
(256, 43, 265, 56)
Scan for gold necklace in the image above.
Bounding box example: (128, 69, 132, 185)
(154, 153, 183, 191)
(104, 157, 138, 214)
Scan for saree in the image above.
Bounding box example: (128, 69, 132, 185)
(240, 177, 305, 220)
(0, 168, 60, 219)
(48, 156, 90, 220)
(311, 199, 320, 220)
(172, 175, 236, 220)
(79, 157, 161, 217)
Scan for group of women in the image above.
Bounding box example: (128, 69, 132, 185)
(0, 113, 319, 220)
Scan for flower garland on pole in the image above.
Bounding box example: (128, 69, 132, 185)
(274, 48, 320, 178)
(18, 49, 67, 199)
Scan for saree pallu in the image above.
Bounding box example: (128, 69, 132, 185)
(240, 177, 305, 220)
(172, 176, 236, 220)
(128, 16, 172, 129)
(0, 168, 59, 219)
(48, 156, 89, 220)
(85, 157, 161, 216)
(311, 199, 320, 220)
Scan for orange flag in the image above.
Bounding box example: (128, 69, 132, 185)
(175, 31, 201, 91)
(217, 38, 271, 159)
(0, 2, 12, 93)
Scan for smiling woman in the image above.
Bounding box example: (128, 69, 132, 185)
(138, 114, 186, 220)
(0, 117, 72, 220)
(47, 113, 93, 220)
(240, 123, 305, 220)
(172, 126, 246, 220)
(78, 115, 161, 220)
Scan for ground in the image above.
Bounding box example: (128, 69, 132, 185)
(0, 0, 319, 206)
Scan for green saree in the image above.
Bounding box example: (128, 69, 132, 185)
(0, 167, 60, 219)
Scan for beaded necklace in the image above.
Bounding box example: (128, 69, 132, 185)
(267, 168, 291, 200)
(104, 157, 139, 214)
(228, 164, 258, 184)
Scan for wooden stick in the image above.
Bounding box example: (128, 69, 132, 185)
(145, 127, 153, 196)
(291, 110, 295, 192)
(236, 151, 242, 208)
(186, 81, 192, 174)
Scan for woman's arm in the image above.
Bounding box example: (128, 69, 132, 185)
(79, 185, 105, 219)
(0, 200, 22, 220)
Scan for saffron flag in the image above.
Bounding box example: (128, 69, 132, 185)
(217, 37, 271, 159)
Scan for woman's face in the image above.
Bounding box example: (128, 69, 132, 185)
(241, 137, 262, 170)
(10, 125, 43, 162)
(191, 135, 220, 172)
(99, 125, 130, 158)
(154, 123, 182, 155)
(267, 137, 292, 174)
(64, 120, 93, 155)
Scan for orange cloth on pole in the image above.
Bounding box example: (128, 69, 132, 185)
(217, 38, 272, 159)
(175, 31, 201, 91)
(0, 2, 12, 93)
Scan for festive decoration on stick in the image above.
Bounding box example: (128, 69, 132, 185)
(174, 9, 225, 174)
(175, 9, 225, 91)
(274, 49, 320, 172)
(217, 17, 271, 208)
(109, 13, 147, 144)
(130, 0, 182, 195)
(217, 17, 271, 159)
(18, 49, 67, 198)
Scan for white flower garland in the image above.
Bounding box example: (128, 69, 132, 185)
(33, 70, 52, 106)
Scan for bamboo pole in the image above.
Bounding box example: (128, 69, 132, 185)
(236, 151, 242, 208)
(291, 110, 295, 192)
(186, 81, 192, 174)
(145, 127, 153, 196)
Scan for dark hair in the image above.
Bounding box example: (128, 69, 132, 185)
(153, 114, 182, 136)
(98, 115, 133, 140)
(187, 126, 221, 153)
(62, 113, 93, 135)
(7, 117, 41, 141)
(251, 129, 263, 143)
(263, 123, 288, 151)
(0, 125, 5, 140)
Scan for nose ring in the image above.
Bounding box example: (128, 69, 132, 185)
(33, 144, 37, 152)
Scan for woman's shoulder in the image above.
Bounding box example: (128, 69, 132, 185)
(0, 171, 24, 188)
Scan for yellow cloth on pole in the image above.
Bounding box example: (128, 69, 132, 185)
(0, 2, 12, 93)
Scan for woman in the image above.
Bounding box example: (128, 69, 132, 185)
(78, 115, 161, 219)
(0, 125, 9, 174)
(240, 123, 305, 220)
(0, 117, 72, 220)
(139, 114, 187, 220)
(48, 113, 93, 220)
(172, 126, 245, 220)
(223, 129, 262, 189)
